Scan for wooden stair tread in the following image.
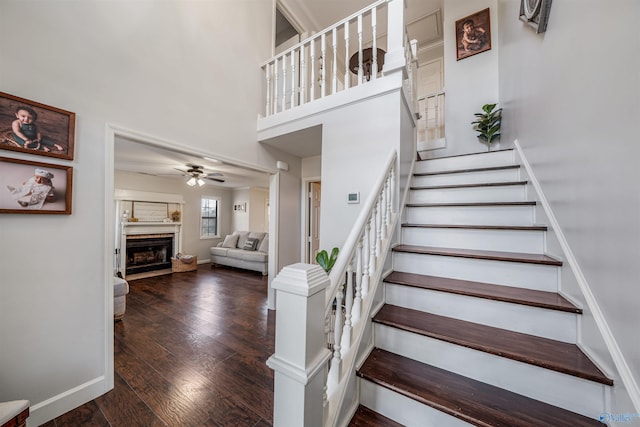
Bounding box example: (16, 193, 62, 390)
(384, 271, 581, 313)
(417, 148, 514, 162)
(348, 405, 404, 427)
(373, 305, 612, 385)
(411, 181, 527, 190)
(393, 244, 563, 266)
(414, 164, 520, 177)
(406, 201, 536, 207)
(358, 348, 606, 427)
(402, 223, 548, 231)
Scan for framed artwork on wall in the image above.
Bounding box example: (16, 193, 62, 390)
(0, 91, 76, 160)
(455, 8, 492, 61)
(519, 0, 552, 34)
(0, 156, 73, 214)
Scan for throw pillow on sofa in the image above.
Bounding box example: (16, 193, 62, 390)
(221, 234, 239, 248)
(243, 237, 260, 251)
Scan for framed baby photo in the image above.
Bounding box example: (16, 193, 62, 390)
(0, 156, 73, 214)
(0, 91, 76, 160)
(456, 8, 492, 61)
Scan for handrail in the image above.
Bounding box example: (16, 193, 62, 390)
(418, 89, 446, 102)
(326, 149, 396, 306)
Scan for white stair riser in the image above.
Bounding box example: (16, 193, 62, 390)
(410, 185, 526, 203)
(402, 227, 545, 253)
(413, 168, 520, 187)
(374, 325, 605, 417)
(392, 252, 558, 292)
(414, 150, 515, 174)
(405, 205, 535, 226)
(359, 379, 473, 427)
(384, 283, 577, 343)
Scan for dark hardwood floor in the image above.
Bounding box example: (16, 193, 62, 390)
(41, 265, 275, 426)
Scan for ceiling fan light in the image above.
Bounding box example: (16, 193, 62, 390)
(197, 178, 205, 186)
(186, 176, 197, 186)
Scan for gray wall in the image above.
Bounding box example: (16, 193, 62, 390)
(498, 0, 640, 412)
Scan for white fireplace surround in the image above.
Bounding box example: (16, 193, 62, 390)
(115, 189, 184, 277)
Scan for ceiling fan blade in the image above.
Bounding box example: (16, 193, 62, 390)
(206, 177, 225, 183)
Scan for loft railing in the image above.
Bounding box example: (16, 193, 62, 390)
(418, 90, 446, 142)
(267, 150, 402, 427)
(261, 0, 412, 118)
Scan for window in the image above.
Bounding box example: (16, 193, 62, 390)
(200, 197, 219, 238)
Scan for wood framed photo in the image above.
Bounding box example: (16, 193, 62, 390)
(456, 8, 492, 61)
(519, 0, 552, 34)
(0, 91, 75, 160)
(0, 156, 73, 214)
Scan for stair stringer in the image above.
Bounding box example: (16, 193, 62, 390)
(514, 140, 639, 416)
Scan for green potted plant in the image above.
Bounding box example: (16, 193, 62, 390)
(316, 247, 339, 273)
(471, 103, 502, 151)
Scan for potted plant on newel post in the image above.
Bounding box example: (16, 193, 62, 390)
(472, 103, 502, 151)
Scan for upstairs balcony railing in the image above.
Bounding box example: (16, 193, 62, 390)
(261, 0, 411, 118)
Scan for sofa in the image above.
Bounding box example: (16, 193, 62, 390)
(113, 276, 129, 321)
(210, 231, 268, 275)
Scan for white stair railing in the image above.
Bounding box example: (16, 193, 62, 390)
(418, 90, 446, 142)
(261, 0, 410, 117)
(267, 150, 399, 427)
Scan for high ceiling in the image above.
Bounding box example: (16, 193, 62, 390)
(114, 0, 443, 188)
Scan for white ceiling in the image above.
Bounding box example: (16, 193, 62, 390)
(114, 136, 270, 189)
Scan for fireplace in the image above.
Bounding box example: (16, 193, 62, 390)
(125, 234, 173, 275)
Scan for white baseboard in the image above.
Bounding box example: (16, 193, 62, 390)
(514, 139, 640, 414)
(28, 376, 110, 427)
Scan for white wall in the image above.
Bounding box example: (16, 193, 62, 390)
(498, 0, 640, 413)
(302, 155, 321, 179)
(0, 1, 275, 424)
(114, 171, 233, 262)
(436, 0, 500, 158)
(249, 187, 269, 233)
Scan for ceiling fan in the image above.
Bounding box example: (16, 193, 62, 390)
(177, 164, 225, 186)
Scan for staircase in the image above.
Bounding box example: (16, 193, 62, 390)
(349, 149, 611, 426)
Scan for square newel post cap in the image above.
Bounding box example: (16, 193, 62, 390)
(272, 263, 330, 297)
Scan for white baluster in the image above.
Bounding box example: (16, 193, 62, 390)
(352, 241, 363, 323)
(290, 49, 296, 108)
(332, 27, 337, 95)
(310, 42, 316, 102)
(372, 7, 378, 80)
(362, 222, 370, 297)
(379, 188, 387, 241)
(341, 263, 353, 354)
(274, 58, 279, 113)
(344, 22, 350, 90)
(369, 209, 377, 271)
(300, 44, 306, 106)
(328, 282, 344, 391)
(320, 33, 326, 98)
(357, 15, 363, 85)
(265, 63, 271, 116)
(376, 196, 382, 261)
(281, 54, 287, 111)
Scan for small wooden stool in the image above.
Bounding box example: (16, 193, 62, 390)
(0, 400, 29, 427)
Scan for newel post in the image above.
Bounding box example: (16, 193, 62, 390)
(267, 263, 332, 427)
(383, 0, 406, 75)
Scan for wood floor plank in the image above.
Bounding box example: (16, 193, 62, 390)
(384, 271, 580, 313)
(49, 400, 110, 427)
(48, 265, 274, 426)
(374, 304, 612, 385)
(358, 348, 605, 427)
